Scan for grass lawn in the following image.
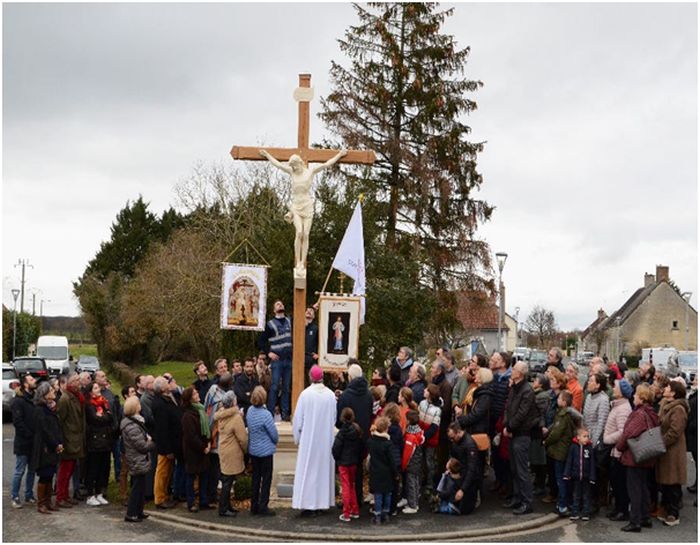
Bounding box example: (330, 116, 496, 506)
(133, 360, 195, 388)
(70, 343, 99, 358)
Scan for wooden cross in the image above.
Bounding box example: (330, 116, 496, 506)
(231, 73, 375, 412)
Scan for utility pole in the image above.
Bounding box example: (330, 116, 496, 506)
(11, 289, 20, 360)
(31, 289, 40, 316)
(14, 259, 34, 314)
(40, 299, 51, 318)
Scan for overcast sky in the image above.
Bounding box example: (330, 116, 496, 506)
(2, 2, 697, 332)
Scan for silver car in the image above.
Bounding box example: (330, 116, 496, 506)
(2, 364, 19, 417)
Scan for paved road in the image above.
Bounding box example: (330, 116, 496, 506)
(2, 423, 223, 542)
(2, 422, 697, 542)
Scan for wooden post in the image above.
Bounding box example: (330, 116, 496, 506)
(291, 74, 311, 413)
(230, 73, 375, 414)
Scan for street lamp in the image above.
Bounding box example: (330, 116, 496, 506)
(495, 252, 508, 351)
(682, 292, 692, 351)
(11, 288, 20, 360)
(40, 299, 51, 318)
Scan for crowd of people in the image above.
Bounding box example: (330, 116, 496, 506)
(9, 308, 698, 533)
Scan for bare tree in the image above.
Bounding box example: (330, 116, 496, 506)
(525, 305, 558, 348)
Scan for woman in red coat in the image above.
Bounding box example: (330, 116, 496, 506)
(615, 383, 659, 533)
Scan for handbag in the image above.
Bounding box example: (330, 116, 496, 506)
(472, 433, 491, 452)
(627, 411, 666, 464)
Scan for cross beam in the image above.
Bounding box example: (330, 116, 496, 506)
(231, 74, 374, 413)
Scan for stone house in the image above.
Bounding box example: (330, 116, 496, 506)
(581, 265, 697, 359)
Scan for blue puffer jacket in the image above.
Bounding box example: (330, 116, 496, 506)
(246, 405, 278, 457)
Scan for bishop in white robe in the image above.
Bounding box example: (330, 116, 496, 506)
(292, 365, 337, 511)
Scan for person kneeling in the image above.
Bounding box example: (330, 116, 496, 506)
(434, 458, 463, 515)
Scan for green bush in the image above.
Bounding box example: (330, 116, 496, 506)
(234, 474, 252, 500)
(3, 309, 41, 361)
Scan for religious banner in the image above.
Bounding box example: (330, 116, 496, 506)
(318, 295, 361, 370)
(220, 263, 268, 331)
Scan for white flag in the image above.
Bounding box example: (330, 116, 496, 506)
(332, 200, 366, 323)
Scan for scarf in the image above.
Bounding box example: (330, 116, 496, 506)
(89, 395, 110, 417)
(68, 384, 85, 405)
(192, 402, 211, 439)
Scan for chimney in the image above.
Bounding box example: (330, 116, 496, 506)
(656, 265, 669, 283)
(597, 308, 606, 320)
(644, 273, 655, 287)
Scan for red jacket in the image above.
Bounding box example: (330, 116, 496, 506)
(401, 427, 425, 471)
(615, 403, 660, 468)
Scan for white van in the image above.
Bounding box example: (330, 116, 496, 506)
(640, 347, 678, 370)
(36, 336, 71, 376)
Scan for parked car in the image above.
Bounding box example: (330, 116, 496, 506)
(12, 357, 50, 382)
(676, 351, 697, 387)
(576, 351, 595, 365)
(76, 355, 100, 377)
(514, 347, 530, 362)
(527, 350, 548, 374)
(2, 364, 19, 418)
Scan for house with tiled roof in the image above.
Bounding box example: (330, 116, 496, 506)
(581, 265, 697, 358)
(455, 290, 517, 353)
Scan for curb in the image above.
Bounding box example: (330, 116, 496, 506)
(145, 510, 561, 542)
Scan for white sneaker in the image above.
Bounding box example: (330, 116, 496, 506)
(402, 506, 418, 514)
(397, 498, 408, 508)
(86, 496, 101, 507)
(96, 494, 109, 505)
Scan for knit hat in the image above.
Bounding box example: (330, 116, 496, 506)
(310, 365, 324, 383)
(221, 390, 236, 408)
(617, 379, 633, 400)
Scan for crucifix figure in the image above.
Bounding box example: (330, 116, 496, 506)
(231, 73, 375, 411)
(259, 147, 347, 280)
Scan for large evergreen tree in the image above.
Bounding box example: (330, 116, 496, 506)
(321, 3, 494, 340)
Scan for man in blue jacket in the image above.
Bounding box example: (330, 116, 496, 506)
(258, 300, 293, 421)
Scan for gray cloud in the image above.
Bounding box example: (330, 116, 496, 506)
(2, 3, 696, 331)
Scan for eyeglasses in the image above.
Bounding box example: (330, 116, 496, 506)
(164, 376, 173, 383)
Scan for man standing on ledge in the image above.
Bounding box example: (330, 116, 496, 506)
(258, 300, 293, 421)
(292, 365, 337, 517)
(304, 306, 319, 387)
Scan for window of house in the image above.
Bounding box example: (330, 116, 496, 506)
(672, 320, 679, 330)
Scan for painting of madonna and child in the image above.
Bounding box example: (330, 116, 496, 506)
(318, 295, 361, 371)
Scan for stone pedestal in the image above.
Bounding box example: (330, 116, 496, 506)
(271, 421, 297, 504)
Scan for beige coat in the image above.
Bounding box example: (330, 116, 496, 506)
(214, 406, 248, 476)
(655, 397, 689, 486)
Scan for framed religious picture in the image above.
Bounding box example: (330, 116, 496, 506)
(220, 263, 268, 331)
(318, 295, 361, 371)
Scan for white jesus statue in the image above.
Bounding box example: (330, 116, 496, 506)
(259, 148, 347, 279)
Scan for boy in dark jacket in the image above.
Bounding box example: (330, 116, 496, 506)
(563, 427, 596, 521)
(435, 458, 463, 515)
(383, 403, 404, 515)
(367, 416, 398, 524)
(332, 407, 364, 522)
(401, 410, 425, 513)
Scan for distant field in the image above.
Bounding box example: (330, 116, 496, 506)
(70, 343, 98, 358)
(135, 360, 194, 387)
